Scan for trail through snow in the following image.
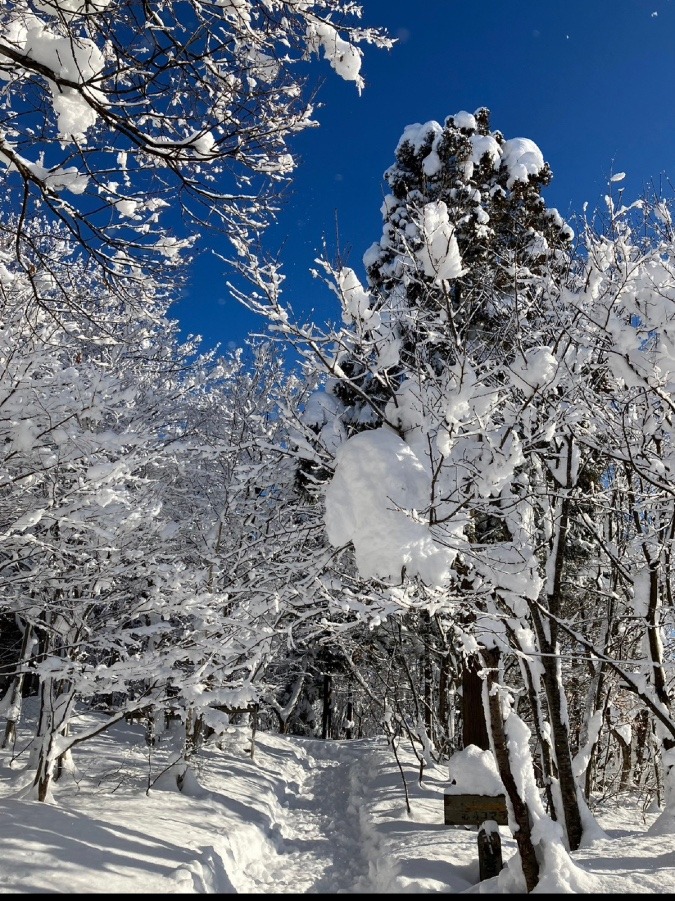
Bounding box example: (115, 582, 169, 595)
(241, 741, 367, 892)
(4, 714, 675, 894)
(180, 736, 398, 894)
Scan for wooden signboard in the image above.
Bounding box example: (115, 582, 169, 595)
(443, 793, 508, 881)
(443, 793, 508, 827)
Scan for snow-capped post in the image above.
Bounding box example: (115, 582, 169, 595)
(477, 821, 504, 882)
(443, 744, 508, 881)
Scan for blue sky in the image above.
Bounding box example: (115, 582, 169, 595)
(173, 0, 675, 355)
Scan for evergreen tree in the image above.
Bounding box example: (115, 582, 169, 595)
(328, 107, 574, 432)
(292, 109, 596, 865)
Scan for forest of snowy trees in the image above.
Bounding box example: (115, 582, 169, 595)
(2, 0, 675, 893)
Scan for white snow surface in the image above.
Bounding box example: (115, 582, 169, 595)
(416, 201, 467, 284)
(391, 115, 546, 192)
(470, 133, 502, 169)
(395, 120, 442, 155)
(324, 426, 457, 585)
(500, 137, 546, 188)
(1, 705, 675, 894)
(446, 744, 505, 796)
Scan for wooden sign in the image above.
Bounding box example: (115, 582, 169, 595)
(444, 793, 508, 827)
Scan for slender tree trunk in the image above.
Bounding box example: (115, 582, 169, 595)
(633, 708, 650, 790)
(483, 648, 540, 892)
(32, 679, 54, 802)
(423, 650, 433, 742)
(642, 560, 675, 805)
(345, 683, 354, 740)
(184, 708, 204, 761)
(581, 667, 610, 801)
(420, 611, 434, 743)
(54, 723, 72, 782)
(31, 680, 77, 802)
(518, 652, 557, 819)
(2, 621, 34, 749)
(437, 649, 454, 757)
(249, 704, 259, 759)
(462, 654, 490, 750)
(531, 604, 584, 851)
(532, 475, 585, 851)
(321, 673, 332, 740)
(611, 726, 633, 792)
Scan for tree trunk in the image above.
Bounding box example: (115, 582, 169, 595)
(2, 621, 34, 749)
(321, 673, 332, 740)
(523, 442, 584, 851)
(483, 648, 540, 893)
(520, 654, 557, 819)
(611, 726, 633, 792)
(345, 683, 354, 740)
(462, 654, 490, 751)
(437, 649, 453, 755)
(423, 647, 433, 741)
(249, 704, 259, 759)
(532, 614, 584, 851)
(184, 708, 204, 760)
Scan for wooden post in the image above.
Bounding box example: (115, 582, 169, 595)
(477, 820, 503, 881)
(444, 793, 507, 883)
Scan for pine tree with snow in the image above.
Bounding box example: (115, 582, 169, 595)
(327, 107, 574, 431)
(291, 109, 601, 865)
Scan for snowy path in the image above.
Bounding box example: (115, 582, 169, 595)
(3, 717, 675, 894)
(208, 737, 385, 894)
(163, 729, 457, 894)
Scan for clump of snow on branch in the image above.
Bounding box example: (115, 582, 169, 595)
(416, 201, 466, 284)
(500, 137, 546, 189)
(470, 133, 502, 170)
(306, 20, 365, 91)
(508, 346, 559, 398)
(1, 14, 106, 141)
(338, 267, 375, 325)
(324, 427, 458, 585)
(299, 388, 346, 455)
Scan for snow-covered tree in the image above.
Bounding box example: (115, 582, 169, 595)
(149, 340, 333, 757)
(0, 212, 373, 794)
(0, 0, 391, 299)
(322, 107, 574, 435)
(0, 217, 242, 799)
(245, 108, 613, 888)
(560, 190, 675, 830)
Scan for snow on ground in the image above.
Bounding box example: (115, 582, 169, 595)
(0, 707, 674, 893)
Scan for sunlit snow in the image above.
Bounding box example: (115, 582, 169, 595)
(0, 706, 673, 894)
